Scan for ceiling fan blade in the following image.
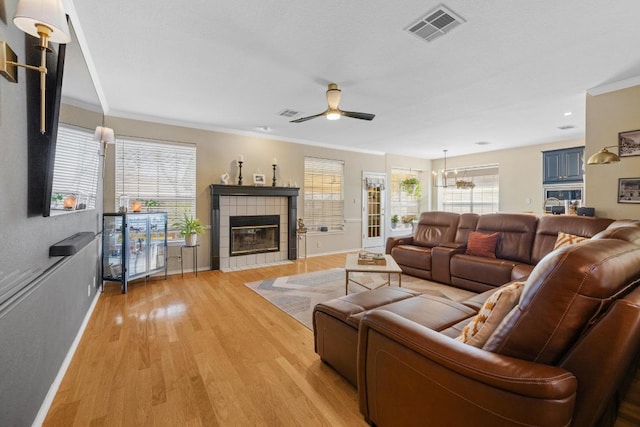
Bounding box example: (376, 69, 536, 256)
(289, 111, 326, 123)
(342, 110, 375, 121)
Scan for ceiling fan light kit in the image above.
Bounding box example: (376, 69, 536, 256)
(290, 83, 375, 123)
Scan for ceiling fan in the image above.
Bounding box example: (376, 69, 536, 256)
(290, 83, 375, 123)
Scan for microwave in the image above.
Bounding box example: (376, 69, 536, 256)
(543, 185, 583, 213)
(544, 187, 583, 201)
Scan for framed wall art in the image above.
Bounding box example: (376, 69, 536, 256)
(618, 178, 640, 204)
(253, 173, 266, 186)
(618, 129, 640, 158)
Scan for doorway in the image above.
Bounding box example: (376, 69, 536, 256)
(362, 172, 386, 250)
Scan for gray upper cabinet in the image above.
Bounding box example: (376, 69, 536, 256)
(543, 147, 584, 184)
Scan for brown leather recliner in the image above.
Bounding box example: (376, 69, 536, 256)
(357, 234, 640, 427)
(386, 211, 461, 280)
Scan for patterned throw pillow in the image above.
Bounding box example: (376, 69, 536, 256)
(553, 231, 588, 250)
(456, 281, 524, 347)
(465, 231, 500, 258)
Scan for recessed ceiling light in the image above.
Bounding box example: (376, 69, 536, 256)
(474, 141, 490, 146)
(563, 111, 573, 116)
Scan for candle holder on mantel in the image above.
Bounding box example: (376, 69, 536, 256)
(238, 161, 244, 185)
(272, 164, 277, 187)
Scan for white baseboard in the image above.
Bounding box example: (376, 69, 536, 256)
(32, 291, 101, 427)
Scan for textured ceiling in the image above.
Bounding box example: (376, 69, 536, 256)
(62, 0, 640, 159)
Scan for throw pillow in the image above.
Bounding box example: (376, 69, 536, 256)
(465, 231, 500, 258)
(553, 231, 588, 250)
(456, 281, 524, 348)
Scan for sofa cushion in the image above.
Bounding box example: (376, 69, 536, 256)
(592, 225, 640, 246)
(530, 215, 613, 264)
(391, 245, 432, 270)
(475, 213, 538, 264)
(450, 255, 517, 288)
(354, 294, 476, 331)
(456, 281, 524, 347)
(411, 211, 460, 248)
(466, 231, 499, 258)
(483, 239, 640, 364)
(553, 231, 588, 250)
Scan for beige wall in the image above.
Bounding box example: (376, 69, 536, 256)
(103, 116, 425, 269)
(430, 138, 585, 214)
(585, 85, 640, 219)
(104, 84, 640, 272)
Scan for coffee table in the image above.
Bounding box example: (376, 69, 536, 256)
(344, 253, 402, 295)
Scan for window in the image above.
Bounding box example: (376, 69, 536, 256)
(440, 164, 499, 214)
(50, 124, 100, 212)
(390, 168, 421, 230)
(116, 136, 196, 240)
(304, 157, 344, 231)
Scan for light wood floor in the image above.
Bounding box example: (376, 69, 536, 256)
(43, 254, 640, 426)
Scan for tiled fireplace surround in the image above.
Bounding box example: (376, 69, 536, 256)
(210, 185, 299, 271)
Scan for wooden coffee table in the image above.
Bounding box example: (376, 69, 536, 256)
(344, 253, 403, 295)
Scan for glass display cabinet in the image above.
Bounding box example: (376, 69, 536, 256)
(102, 212, 168, 293)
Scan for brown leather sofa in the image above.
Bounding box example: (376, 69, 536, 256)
(313, 217, 640, 426)
(388, 212, 614, 292)
(357, 227, 640, 427)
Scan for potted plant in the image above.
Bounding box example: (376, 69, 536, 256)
(391, 214, 399, 229)
(401, 177, 421, 198)
(144, 199, 159, 211)
(173, 213, 204, 246)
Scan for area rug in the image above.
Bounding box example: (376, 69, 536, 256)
(245, 268, 475, 329)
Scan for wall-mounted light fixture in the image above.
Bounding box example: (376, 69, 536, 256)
(94, 125, 115, 177)
(0, 0, 70, 134)
(432, 149, 457, 188)
(586, 146, 621, 165)
(94, 126, 115, 150)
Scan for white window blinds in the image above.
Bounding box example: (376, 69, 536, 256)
(440, 165, 499, 214)
(304, 157, 344, 231)
(115, 136, 196, 234)
(50, 124, 100, 211)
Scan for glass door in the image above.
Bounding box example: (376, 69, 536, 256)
(362, 172, 386, 249)
(148, 213, 167, 271)
(127, 214, 148, 279)
(103, 214, 124, 281)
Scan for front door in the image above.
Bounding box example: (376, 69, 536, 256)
(362, 172, 386, 249)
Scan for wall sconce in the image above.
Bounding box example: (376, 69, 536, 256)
(0, 0, 70, 134)
(94, 126, 115, 153)
(586, 146, 621, 165)
(94, 126, 115, 178)
(432, 149, 457, 188)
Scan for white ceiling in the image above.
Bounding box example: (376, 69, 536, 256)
(62, 0, 640, 159)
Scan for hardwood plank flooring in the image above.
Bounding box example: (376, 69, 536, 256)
(43, 254, 640, 426)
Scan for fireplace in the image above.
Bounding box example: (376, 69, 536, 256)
(210, 184, 299, 271)
(230, 215, 280, 256)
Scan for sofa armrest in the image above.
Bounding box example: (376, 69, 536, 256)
(358, 310, 577, 427)
(439, 242, 467, 250)
(431, 244, 465, 284)
(385, 235, 414, 254)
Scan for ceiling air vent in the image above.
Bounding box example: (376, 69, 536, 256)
(406, 4, 466, 43)
(279, 109, 300, 118)
(557, 125, 575, 130)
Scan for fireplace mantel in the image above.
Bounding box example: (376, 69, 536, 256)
(209, 185, 300, 270)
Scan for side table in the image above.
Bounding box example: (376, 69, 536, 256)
(180, 244, 199, 277)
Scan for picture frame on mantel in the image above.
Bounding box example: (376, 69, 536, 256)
(619, 129, 640, 158)
(618, 178, 640, 204)
(253, 173, 266, 186)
